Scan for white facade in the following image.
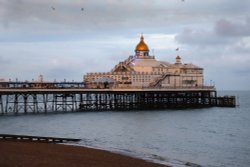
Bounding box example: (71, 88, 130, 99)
(84, 36, 204, 89)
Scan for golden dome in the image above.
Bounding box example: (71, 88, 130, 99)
(135, 35, 149, 51)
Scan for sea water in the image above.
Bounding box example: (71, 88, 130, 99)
(0, 91, 249, 167)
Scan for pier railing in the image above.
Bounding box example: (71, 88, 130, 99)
(0, 81, 215, 90)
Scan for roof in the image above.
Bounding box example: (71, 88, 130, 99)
(170, 63, 202, 69)
(130, 58, 162, 67)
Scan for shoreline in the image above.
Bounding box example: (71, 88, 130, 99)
(0, 140, 171, 167)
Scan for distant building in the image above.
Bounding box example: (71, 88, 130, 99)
(31, 75, 54, 88)
(84, 35, 204, 89)
(37, 75, 44, 83)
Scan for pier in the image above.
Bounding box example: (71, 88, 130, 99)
(0, 36, 237, 115)
(0, 82, 235, 115)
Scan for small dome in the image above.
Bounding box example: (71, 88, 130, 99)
(135, 35, 149, 51)
(176, 55, 181, 59)
(175, 55, 182, 64)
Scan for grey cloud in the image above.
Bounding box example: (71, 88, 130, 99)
(175, 28, 230, 46)
(175, 17, 250, 47)
(232, 41, 250, 54)
(215, 18, 250, 37)
(0, 0, 157, 30)
(2, 0, 250, 34)
(0, 0, 174, 42)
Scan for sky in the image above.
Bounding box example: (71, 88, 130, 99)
(0, 0, 250, 90)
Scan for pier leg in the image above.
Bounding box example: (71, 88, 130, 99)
(32, 94, 38, 113)
(52, 94, 56, 112)
(75, 94, 77, 111)
(208, 92, 211, 106)
(0, 95, 3, 114)
(215, 91, 218, 106)
(24, 94, 28, 114)
(43, 94, 47, 113)
(5, 95, 9, 113)
(75, 94, 79, 111)
(14, 94, 18, 114)
(63, 94, 66, 111)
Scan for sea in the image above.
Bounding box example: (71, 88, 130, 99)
(0, 91, 249, 167)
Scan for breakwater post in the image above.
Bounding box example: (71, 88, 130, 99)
(0, 134, 81, 143)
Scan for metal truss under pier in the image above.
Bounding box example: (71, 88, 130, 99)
(0, 88, 236, 115)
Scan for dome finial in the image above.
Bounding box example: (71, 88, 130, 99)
(140, 33, 144, 42)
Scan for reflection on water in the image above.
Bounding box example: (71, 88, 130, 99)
(0, 91, 250, 167)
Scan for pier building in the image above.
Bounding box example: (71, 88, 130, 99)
(84, 35, 203, 89)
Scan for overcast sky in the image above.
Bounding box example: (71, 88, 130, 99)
(0, 0, 250, 90)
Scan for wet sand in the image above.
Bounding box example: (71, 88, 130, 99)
(0, 140, 170, 167)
